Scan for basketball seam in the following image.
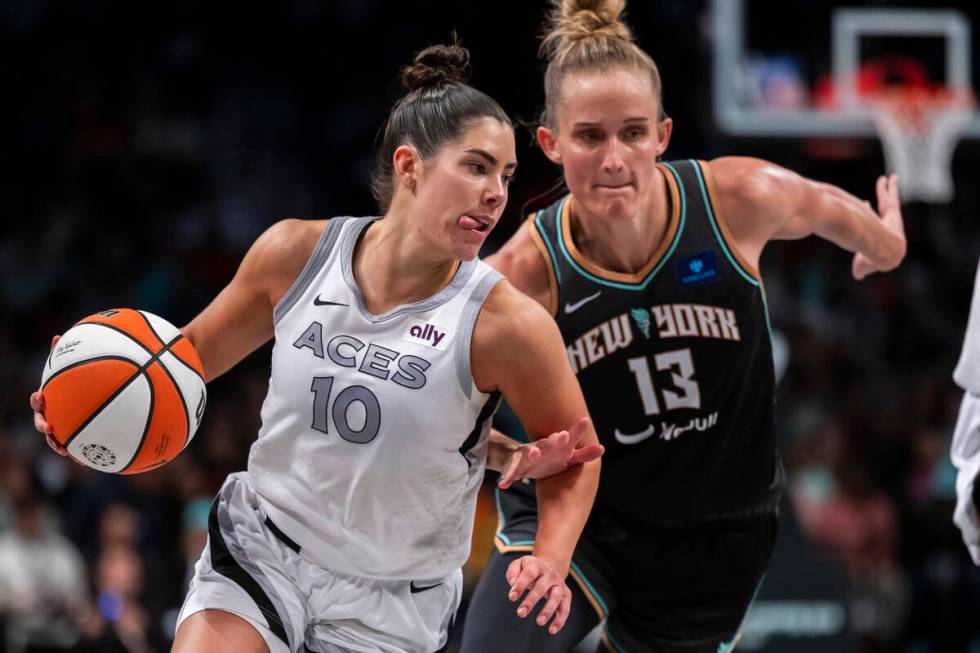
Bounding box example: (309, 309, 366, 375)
(119, 369, 155, 474)
(168, 348, 206, 384)
(41, 356, 139, 392)
(135, 310, 167, 348)
(154, 353, 192, 454)
(63, 334, 181, 459)
(83, 322, 155, 356)
(117, 334, 184, 473)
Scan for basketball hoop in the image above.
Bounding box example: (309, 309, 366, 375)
(869, 86, 975, 204)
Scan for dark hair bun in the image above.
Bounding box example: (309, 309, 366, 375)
(401, 43, 471, 91)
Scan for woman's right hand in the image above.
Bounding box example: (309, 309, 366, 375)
(31, 335, 68, 456)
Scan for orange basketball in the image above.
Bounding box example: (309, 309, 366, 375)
(40, 309, 207, 474)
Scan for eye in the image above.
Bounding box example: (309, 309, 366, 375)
(468, 162, 487, 175)
(576, 130, 602, 143)
(503, 173, 516, 186)
(623, 127, 646, 141)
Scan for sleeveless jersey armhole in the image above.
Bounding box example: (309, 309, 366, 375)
(693, 160, 762, 285)
(454, 270, 505, 400)
(525, 212, 560, 317)
(272, 218, 350, 324)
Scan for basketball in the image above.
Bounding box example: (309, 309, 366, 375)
(39, 309, 207, 474)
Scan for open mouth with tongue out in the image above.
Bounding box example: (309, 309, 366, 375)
(459, 214, 493, 233)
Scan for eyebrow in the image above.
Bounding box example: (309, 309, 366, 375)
(572, 117, 651, 128)
(465, 148, 517, 170)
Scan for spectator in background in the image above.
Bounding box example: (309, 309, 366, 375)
(0, 461, 90, 653)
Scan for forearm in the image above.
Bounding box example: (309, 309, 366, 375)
(814, 183, 906, 270)
(810, 189, 906, 271)
(486, 428, 522, 472)
(533, 459, 600, 576)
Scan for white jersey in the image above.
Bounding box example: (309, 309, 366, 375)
(248, 216, 503, 580)
(952, 259, 980, 565)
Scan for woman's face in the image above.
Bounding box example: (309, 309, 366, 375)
(541, 66, 671, 222)
(409, 116, 517, 261)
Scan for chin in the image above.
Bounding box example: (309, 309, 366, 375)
(591, 196, 634, 221)
(450, 242, 482, 262)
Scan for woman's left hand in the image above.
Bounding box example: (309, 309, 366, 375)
(505, 555, 572, 634)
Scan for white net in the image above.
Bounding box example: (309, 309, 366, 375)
(871, 88, 975, 204)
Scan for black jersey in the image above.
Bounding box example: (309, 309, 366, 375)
(528, 159, 776, 525)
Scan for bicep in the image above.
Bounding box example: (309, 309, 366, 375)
(181, 271, 274, 382)
(490, 309, 594, 445)
(181, 219, 317, 380)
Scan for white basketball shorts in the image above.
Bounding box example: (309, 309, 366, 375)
(177, 472, 462, 652)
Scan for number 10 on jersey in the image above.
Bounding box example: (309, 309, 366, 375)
(310, 376, 381, 444)
(627, 349, 701, 415)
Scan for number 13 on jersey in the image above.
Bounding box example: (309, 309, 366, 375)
(627, 349, 700, 415)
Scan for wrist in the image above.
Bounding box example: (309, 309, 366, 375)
(529, 549, 570, 578)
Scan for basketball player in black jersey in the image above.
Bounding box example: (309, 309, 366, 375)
(460, 1, 906, 652)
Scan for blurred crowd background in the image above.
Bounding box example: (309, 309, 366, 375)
(2, 1, 980, 651)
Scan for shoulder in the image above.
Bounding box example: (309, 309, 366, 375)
(241, 218, 330, 303)
(470, 279, 565, 391)
(485, 216, 555, 313)
(705, 157, 807, 252)
(706, 157, 792, 211)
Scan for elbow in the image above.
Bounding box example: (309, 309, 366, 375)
(179, 323, 214, 383)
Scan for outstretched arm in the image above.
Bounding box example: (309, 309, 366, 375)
(472, 281, 601, 634)
(710, 157, 906, 279)
(486, 422, 604, 489)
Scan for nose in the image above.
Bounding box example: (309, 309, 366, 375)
(601, 137, 625, 173)
(483, 176, 506, 207)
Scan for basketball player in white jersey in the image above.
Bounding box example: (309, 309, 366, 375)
(31, 42, 602, 653)
(951, 259, 980, 565)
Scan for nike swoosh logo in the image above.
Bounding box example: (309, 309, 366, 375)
(614, 424, 655, 444)
(313, 295, 348, 307)
(564, 291, 602, 314)
(410, 581, 443, 594)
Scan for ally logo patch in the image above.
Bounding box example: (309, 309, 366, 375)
(404, 320, 450, 350)
(676, 251, 718, 286)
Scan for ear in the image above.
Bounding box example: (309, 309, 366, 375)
(393, 144, 420, 193)
(654, 117, 673, 159)
(536, 126, 562, 165)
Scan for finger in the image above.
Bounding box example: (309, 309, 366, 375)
(29, 391, 44, 413)
(889, 173, 900, 202)
(568, 444, 604, 466)
(549, 588, 572, 634)
(517, 575, 551, 619)
(508, 559, 540, 601)
(876, 175, 889, 207)
(552, 431, 569, 450)
(566, 417, 590, 446)
(505, 558, 525, 594)
(527, 446, 542, 461)
(34, 411, 51, 435)
(535, 585, 565, 627)
(50, 335, 60, 350)
(45, 434, 68, 456)
(499, 451, 524, 489)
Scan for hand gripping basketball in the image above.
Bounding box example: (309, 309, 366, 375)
(33, 309, 207, 474)
(31, 335, 66, 455)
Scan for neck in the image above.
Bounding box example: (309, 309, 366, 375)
(352, 205, 459, 314)
(570, 166, 671, 274)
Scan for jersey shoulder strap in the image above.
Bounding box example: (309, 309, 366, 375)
(659, 159, 761, 286)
